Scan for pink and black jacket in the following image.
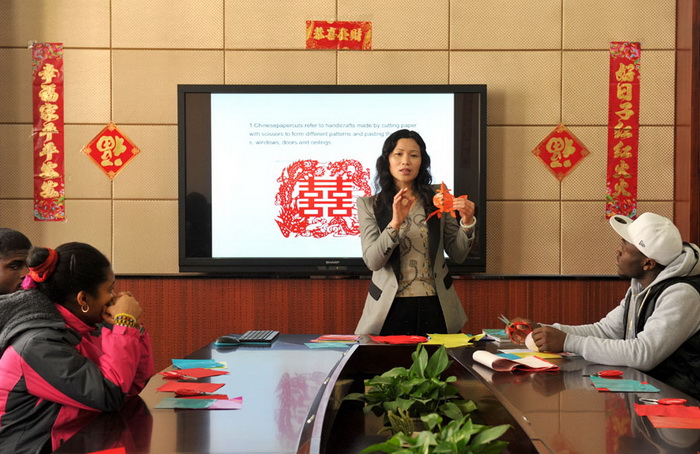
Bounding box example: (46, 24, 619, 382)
(0, 290, 153, 453)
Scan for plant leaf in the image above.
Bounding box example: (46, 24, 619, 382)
(472, 424, 511, 445)
(425, 345, 449, 378)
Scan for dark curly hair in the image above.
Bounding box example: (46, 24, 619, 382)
(27, 242, 111, 304)
(374, 129, 434, 212)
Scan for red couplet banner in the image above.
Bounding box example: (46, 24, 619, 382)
(606, 42, 640, 219)
(31, 42, 65, 221)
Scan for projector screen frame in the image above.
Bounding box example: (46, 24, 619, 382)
(178, 84, 487, 277)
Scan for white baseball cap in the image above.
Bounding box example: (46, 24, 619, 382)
(609, 212, 683, 265)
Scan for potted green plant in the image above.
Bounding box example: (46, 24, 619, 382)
(344, 344, 476, 426)
(360, 413, 510, 454)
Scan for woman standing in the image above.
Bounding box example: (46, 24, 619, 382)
(0, 242, 153, 453)
(355, 129, 476, 336)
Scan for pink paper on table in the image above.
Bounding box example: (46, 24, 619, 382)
(156, 382, 224, 393)
(369, 335, 428, 344)
(159, 367, 229, 379)
(209, 396, 243, 410)
(179, 394, 229, 400)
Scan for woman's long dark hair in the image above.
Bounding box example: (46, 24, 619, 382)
(374, 129, 434, 212)
(27, 242, 111, 304)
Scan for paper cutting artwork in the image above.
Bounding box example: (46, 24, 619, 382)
(426, 182, 467, 221)
(275, 159, 371, 238)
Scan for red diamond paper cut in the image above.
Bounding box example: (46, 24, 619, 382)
(82, 122, 140, 180)
(532, 124, 590, 181)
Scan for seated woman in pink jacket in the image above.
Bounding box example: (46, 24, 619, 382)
(0, 242, 153, 453)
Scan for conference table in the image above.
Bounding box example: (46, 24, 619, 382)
(55, 334, 700, 453)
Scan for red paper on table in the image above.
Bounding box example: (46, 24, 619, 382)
(605, 42, 640, 219)
(87, 449, 125, 454)
(31, 42, 65, 221)
(156, 382, 224, 393)
(159, 367, 229, 379)
(634, 403, 700, 418)
(306, 20, 372, 50)
(369, 335, 428, 344)
(647, 415, 700, 429)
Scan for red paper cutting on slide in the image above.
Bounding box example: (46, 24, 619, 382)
(275, 159, 371, 238)
(426, 182, 467, 221)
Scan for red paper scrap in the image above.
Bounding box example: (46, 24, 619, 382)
(369, 335, 428, 344)
(158, 367, 229, 379)
(647, 415, 700, 429)
(156, 382, 224, 394)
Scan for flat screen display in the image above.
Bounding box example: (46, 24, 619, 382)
(178, 84, 486, 276)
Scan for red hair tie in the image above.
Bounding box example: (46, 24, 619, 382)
(28, 248, 58, 282)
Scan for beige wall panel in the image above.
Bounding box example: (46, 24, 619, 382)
(638, 51, 675, 126)
(225, 51, 337, 84)
(113, 125, 178, 200)
(0, 49, 32, 123)
(451, 0, 561, 50)
(225, 0, 336, 49)
(64, 49, 111, 125)
(561, 126, 606, 200)
(112, 50, 224, 124)
(561, 202, 618, 275)
(338, 51, 448, 84)
(338, 0, 448, 49)
(113, 200, 178, 274)
(561, 51, 607, 126)
(562, 51, 675, 126)
(112, 0, 223, 49)
(0, 199, 112, 259)
(0, 124, 33, 198)
(65, 125, 113, 199)
(638, 126, 674, 200)
(450, 51, 561, 125)
(561, 201, 674, 275)
(0, 0, 110, 47)
(563, 0, 675, 49)
(486, 201, 560, 275)
(487, 126, 561, 200)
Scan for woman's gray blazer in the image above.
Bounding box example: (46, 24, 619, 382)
(354, 194, 474, 335)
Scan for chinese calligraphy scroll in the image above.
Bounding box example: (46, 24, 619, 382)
(305, 21, 372, 50)
(31, 42, 65, 221)
(81, 122, 141, 179)
(606, 42, 640, 219)
(532, 124, 590, 181)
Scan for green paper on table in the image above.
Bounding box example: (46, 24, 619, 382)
(304, 342, 351, 349)
(172, 359, 225, 369)
(590, 376, 660, 393)
(155, 398, 216, 409)
(424, 333, 483, 348)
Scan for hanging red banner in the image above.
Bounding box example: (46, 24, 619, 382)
(532, 124, 590, 181)
(305, 21, 372, 50)
(81, 122, 141, 180)
(31, 42, 65, 221)
(605, 42, 640, 219)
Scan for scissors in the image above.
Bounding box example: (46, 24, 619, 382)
(639, 397, 688, 405)
(498, 314, 533, 343)
(583, 369, 624, 378)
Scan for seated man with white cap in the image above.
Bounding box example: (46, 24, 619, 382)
(513, 212, 700, 399)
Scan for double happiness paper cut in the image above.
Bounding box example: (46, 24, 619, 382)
(606, 42, 640, 219)
(275, 159, 371, 238)
(532, 124, 590, 181)
(306, 21, 372, 50)
(82, 122, 141, 180)
(32, 42, 65, 221)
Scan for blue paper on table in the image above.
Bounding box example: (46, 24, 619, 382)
(305, 342, 351, 349)
(172, 359, 225, 370)
(155, 398, 216, 409)
(590, 376, 660, 393)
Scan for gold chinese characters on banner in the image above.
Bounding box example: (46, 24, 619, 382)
(31, 42, 65, 221)
(306, 21, 372, 50)
(82, 123, 141, 179)
(532, 124, 590, 181)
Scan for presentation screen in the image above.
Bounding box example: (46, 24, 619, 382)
(178, 85, 486, 276)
